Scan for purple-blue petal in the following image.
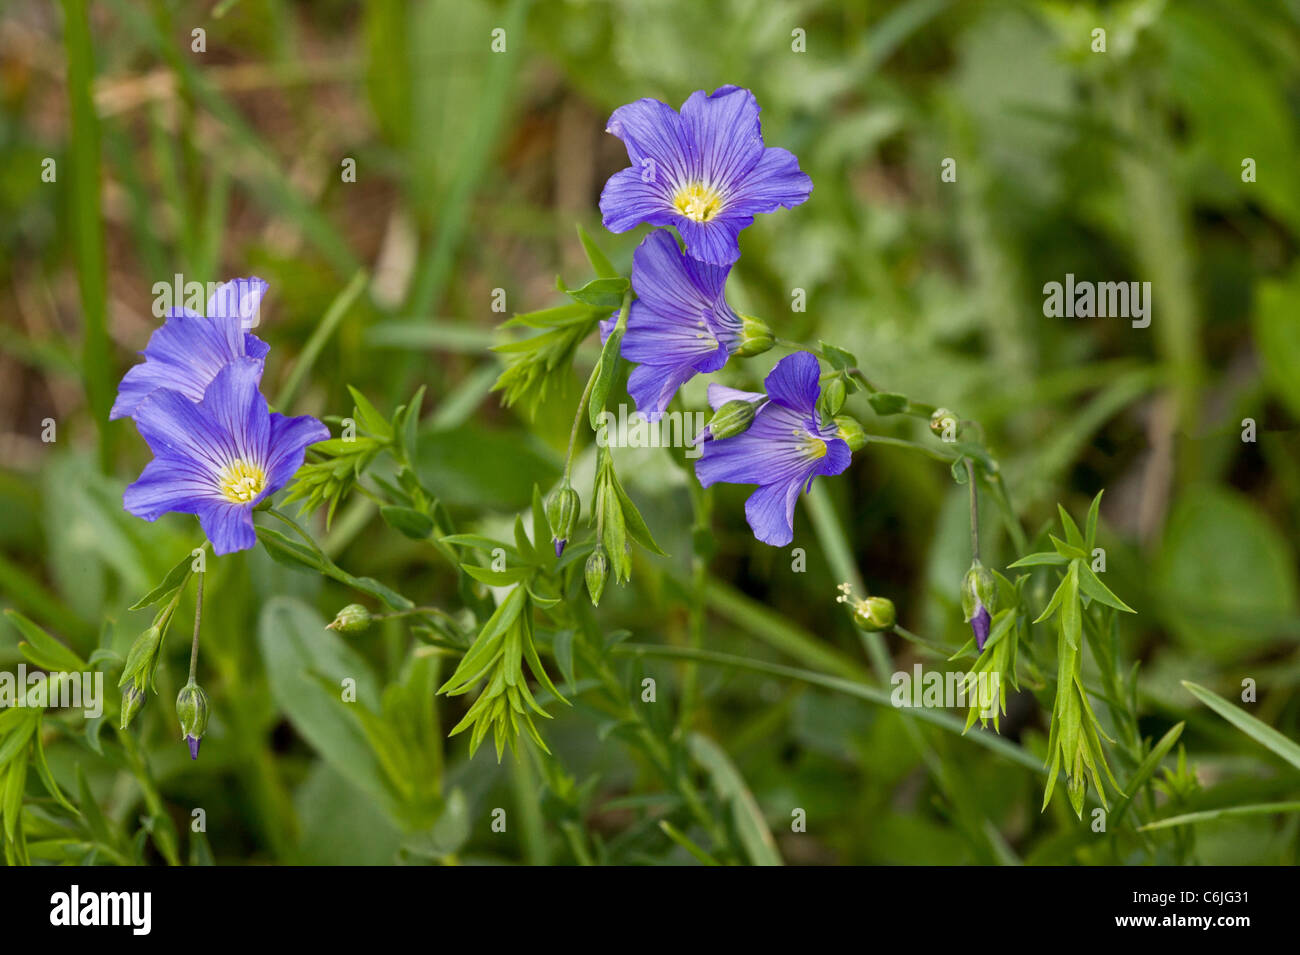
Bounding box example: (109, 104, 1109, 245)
(679, 86, 765, 192)
(111, 304, 267, 421)
(763, 351, 822, 414)
(263, 412, 330, 493)
(599, 167, 678, 235)
(197, 500, 258, 556)
(972, 604, 992, 652)
(206, 277, 269, 327)
(743, 479, 803, 547)
(724, 147, 813, 218)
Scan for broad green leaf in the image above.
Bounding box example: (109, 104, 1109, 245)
(380, 505, 435, 540)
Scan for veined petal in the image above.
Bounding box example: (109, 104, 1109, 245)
(695, 403, 818, 488)
(132, 386, 234, 475)
(726, 146, 813, 218)
(605, 97, 696, 189)
(743, 478, 803, 547)
(206, 277, 269, 329)
(123, 457, 223, 521)
(263, 413, 331, 493)
(625, 342, 728, 421)
(111, 306, 267, 420)
(600, 167, 677, 235)
(675, 215, 749, 267)
(764, 351, 822, 414)
(196, 358, 271, 470)
(629, 230, 734, 330)
(679, 86, 765, 195)
(197, 501, 258, 555)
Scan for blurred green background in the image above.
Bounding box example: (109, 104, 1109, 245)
(1, 0, 1298, 864)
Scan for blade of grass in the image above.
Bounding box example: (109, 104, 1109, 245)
(1139, 802, 1300, 831)
(276, 269, 369, 411)
(1183, 681, 1300, 771)
(61, 0, 112, 466)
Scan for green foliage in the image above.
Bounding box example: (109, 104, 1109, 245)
(1, 0, 1298, 868)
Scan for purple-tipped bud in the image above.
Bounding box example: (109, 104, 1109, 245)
(187, 735, 201, 760)
(971, 604, 992, 652)
(546, 486, 580, 560)
(961, 560, 997, 653)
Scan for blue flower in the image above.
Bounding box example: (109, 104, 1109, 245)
(123, 358, 328, 555)
(694, 352, 851, 546)
(601, 230, 741, 419)
(600, 86, 812, 266)
(111, 277, 269, 421)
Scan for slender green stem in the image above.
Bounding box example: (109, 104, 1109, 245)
(966, 458, 980, 561)
(187, 571, 204, 684)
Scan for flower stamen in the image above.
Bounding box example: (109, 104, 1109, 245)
(218, 459, 266, 504)
(672, 182, 723, 222)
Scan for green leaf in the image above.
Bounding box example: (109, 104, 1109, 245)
(1057, 504, 1085, 549)
(1084, 489, 1104, 550)
(689, 734, 782, 866)
(1139, 802, 1300, 832)
(613, 478, 667, 558)
(460, 564, 533, 586)
(576, 224, 619, 279)
(1110, 722, 1183, 827)
(589, 327, 624, 429)
(1077, 562, 1136, 613)
(258, 597, 397, 811)
(560, 276, 629, 309)
(380, 506, 435, 540)
(818, 341, 857, 372)
(128, 549, 196, 610)
(1182, 681, 1300, 771)
(4, 611, 86, 673)
(347, 385, 394, 440)
(867, 391, 908, 415)
(1008, 551, 1069, 568)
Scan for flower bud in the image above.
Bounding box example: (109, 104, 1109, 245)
(546, 485, 581, 557)
(327, 603, 372, 634)
(120, 684, 146, 730)
(962, 560, 996, 652)
(833, 415, 867, 453)
(929, 407, 959, 440)
(585, 548, 609, 607)
(706, 399, 757, 441)
(819, 376, 847, 419)
(734, 315, 774, 357)
(852, 596, 896, 632)
(176, 681, 210, 760)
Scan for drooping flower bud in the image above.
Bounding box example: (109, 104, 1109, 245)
(833, 415, 867, 453)
(705, 399, 757, 442)
(326, 603, 372, 634)
(835, 583, 896, 632)
(120, 684, 146, 730)
(735, 315, 775, 357)
(585, 548, 609, 607)
(962, 560, 996, 652)
(176, 681, 210, 760)
(546, 485, 581, 557)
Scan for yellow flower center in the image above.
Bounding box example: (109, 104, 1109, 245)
(218, 459, 266, 504)
(672, 183, 724, 222)
(798, 431, 828, 459)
